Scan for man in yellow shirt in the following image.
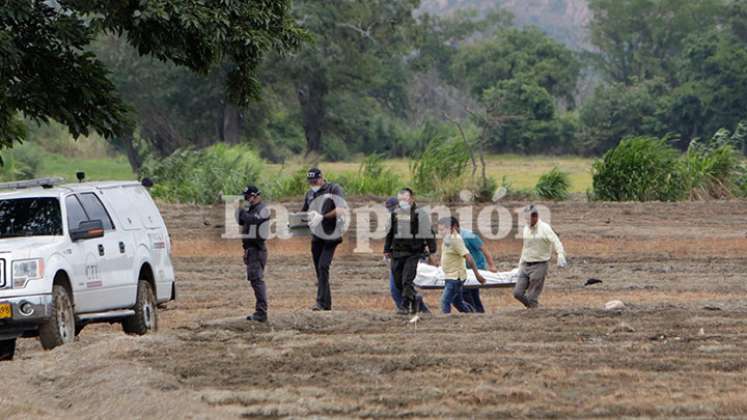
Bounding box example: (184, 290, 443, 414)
(437, 217, 486, 314)
(513, 205, 567, 309)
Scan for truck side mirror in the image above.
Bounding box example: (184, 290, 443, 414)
(70, 220, 104, 241)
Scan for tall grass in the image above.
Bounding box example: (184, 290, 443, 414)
(141, 144, 264, 204)
(335, 154, 402, 197)
(535, 167, 571, 200)
(0, 143, 41, 181)
(410, 134, 471, 201)
(685, 131, 744, 199)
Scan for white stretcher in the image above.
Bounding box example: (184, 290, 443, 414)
(414, 262, 519, 290)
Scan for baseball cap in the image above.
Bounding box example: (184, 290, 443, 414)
(243, 185, 261, 197)
(307, 168, 323, 180)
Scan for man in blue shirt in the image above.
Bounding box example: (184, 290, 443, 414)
(460, 228, 497, 313)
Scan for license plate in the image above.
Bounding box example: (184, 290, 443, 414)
(0, 303, 11, 319)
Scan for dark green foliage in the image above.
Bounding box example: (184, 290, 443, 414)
(333, 155, 403, 197)
(592, 137, 688, 202)
(141, 144, 264, 204)
(1, 0, 303, 151)
(455, 27, 581, 155)
(454, 27, 581, 106)
(577, 80, 667, 154)
(588, 0, 725, 85)
(685, 129, 746, 199)
(410, 132, 471, 200)
(266, 0, 421, 156)
(535, 167, 571, 200)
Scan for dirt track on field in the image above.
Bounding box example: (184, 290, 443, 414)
(3, 200, 747, 419)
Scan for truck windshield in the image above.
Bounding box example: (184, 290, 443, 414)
(0, 198, 63, 238)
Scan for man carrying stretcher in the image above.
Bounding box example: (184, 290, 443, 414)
(384, 188, 437, 316)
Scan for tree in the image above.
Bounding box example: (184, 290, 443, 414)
(264, 0, 421, 154)
(588, 0, 726, 86)
(452, 27, 581, 154)
(577, 80, 668, 154)
(453, 27, 581, 108)
(0, 0, 304, 150)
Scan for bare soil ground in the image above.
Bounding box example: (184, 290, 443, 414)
(2, 200, 747, 419)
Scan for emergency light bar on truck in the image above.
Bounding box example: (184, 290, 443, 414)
(0, 177, 65, 191)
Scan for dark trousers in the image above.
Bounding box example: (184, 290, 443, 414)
(463, 288, 484, 313)
(391, 255, 420, 303)
(245, 247, 268, 317)
(311, 240, 338, 310)
(389, 269, 430, 313)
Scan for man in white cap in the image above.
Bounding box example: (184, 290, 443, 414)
(513, 204, 567, 309)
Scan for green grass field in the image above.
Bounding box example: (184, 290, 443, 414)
(38, 154, 135, 182)
(33, 151, 594, 194)
(269, 155, 594, 193)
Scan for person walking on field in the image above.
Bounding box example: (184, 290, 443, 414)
(302, 168, 346, 311)
(513, 205, 567, 309)
(384, 188, 437, 315)
(459, 227, 497, 313)
(237, 186, 271, 322)
(437, 217, 486, 314)
(384, 197, 430, 314)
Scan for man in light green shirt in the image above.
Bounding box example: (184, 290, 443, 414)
(437, 217, 486, 314)
(514, 205, 567, 309)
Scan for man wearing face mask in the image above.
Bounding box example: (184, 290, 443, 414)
(237, 186, 271, 322)
(384, 188, 437, 315)
(302, 168, 346, 311)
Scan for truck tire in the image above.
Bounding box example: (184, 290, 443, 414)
(39, 285, 76, 350)
(0, 339, 15, 361)
(123, 280, 158, 335)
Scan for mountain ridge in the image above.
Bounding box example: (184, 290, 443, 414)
(420, 0, 591, 50)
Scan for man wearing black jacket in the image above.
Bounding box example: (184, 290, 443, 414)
(384, 188, 437, 315)
(302, 168, 346, 311)
(238, 186, 271, 322)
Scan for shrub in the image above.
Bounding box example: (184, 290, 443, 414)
(473, 176, 498, 202)
(737, 164, 747, 197)
(265, 168, 309, 199)
(339, 154, 402, 197)
(592, 136, 688, 202)
(685, 130, 744, 199)
(0, 143, 41, 181)
(535, 167, 571, 200)
(141, 144, 264, 204)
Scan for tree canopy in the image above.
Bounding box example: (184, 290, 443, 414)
(0, 0, 303, 149)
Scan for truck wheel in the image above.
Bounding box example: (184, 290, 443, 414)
(0, 339, 16, 361)
(123, 280, 158, 335)
(39, 285, 76, 350)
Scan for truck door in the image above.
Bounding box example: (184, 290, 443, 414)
(77, 192, 136, 309)
(64, 195, 107, 313)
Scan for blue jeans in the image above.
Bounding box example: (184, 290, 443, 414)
(390, 270, 430, 313)
(441, 280, 472, 314)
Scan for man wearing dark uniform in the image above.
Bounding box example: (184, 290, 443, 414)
(238, 186, 270, 322)
(384, 188, 437, 315)
(302, 168, 346, 311)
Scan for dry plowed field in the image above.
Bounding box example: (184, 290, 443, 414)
(3, 200, 747, 419)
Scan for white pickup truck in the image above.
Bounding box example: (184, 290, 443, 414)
(0, 178, 176, 361)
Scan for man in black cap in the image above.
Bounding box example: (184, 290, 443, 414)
(302, 168, 346, 311)
(238, 186, 270, 322)
(384, 188, 437, 315)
